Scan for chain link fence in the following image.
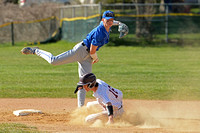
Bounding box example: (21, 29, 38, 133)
(103, 3, 200, 44)
(60, 4, 101, 42)
(0, 17, 58, 45)
(1, 3, 200, 45)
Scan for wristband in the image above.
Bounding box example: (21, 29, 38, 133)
(90, 53, 98, 61)
(106, 105, 113, 116)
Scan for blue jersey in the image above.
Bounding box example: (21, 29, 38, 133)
(83, 21, 110, 51)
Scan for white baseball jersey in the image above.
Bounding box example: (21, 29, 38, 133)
(93, 79, 123, 109)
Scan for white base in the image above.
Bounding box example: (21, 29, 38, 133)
(13, 109, 43, 116)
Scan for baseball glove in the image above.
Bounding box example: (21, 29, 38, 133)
(118, 23, 129, 38)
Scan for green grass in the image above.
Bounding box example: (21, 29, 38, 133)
(190, 8, 200, 14)
(1, 41, 200, 100)
(0, 123, 40, 133)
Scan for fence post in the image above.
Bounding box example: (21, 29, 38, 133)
(84, 6, 87, 17)
(165, 3, 169, 43)
(11, 22, 14, 46)
(72, 7, 75, 41)
(60, 8, 63, 20)
(84, 6, 88, 34)
(72, 7, 75, 18)
(50, 16, 56, 38)
(99, 2, 102, 21)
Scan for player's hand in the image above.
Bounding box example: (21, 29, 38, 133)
(90, 52, 99, 64)
(102, 105, 106, 111)
(92, 58, 99, 64)
(106, 115, 114, 125)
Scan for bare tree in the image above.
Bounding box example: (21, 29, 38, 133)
(133, 0, 160, 40)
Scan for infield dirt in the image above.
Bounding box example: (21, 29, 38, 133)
(0, 98, 200, 133)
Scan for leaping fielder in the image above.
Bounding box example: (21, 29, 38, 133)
(21, 10, 128, 107)
(77, 73, 124, 124)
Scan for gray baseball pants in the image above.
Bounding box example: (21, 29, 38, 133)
(35, 42, 92, 107)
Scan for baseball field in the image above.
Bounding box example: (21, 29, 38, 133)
(0, 41, 200, 132)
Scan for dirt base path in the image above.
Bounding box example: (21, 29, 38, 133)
(0, 98, 200, 133)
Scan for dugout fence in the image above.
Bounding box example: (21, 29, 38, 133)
(1, 3, 200, 45)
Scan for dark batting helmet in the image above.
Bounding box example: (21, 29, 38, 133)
(77, 73, 96, 88)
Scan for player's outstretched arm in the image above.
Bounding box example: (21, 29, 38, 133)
(113, 20, 129, 38)
(113, 20, 121, 26)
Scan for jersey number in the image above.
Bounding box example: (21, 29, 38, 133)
(108, 85, 118, 98)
